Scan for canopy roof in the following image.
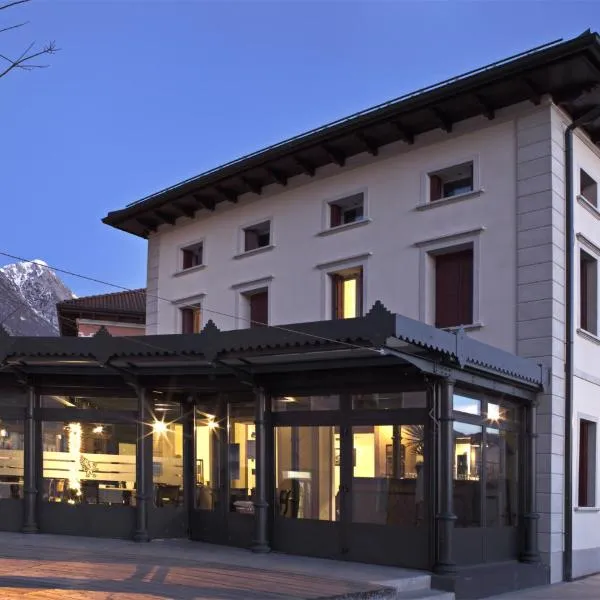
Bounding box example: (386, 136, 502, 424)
(103, 31, 600, 238)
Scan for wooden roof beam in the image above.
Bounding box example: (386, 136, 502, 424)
(172, 201, 196, 219)
(431, 106, 453, 133)
(266, 167, 288, 186)
(154, 210, 176, 226)
(294, 156, 316, 177)
(215, 185, 238, 204)
(356, 132, 379, 156)
(522, 78, 542, 105)
(240, 176, 263, 195)
(474, 94, 495, 120)
(136, 217, 158, 232)
(193, 194, 216, 211)
(391, 121, 414, 144)
(322, 144, 346, 167)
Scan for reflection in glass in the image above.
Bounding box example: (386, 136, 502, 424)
(352, 392, 427, 410)
(275, 426, 336, 521)
(485, 428, 519, 527)
(40, 396, 137, 411)
(42, 422, 137, 505)
(351, 425, 425, 526)
(152, 401, 183, 507)
(453, 422, 482, 527)
(272, 395, 339, 412)
(195, 408, 220, 510)
(453, 394, 481, 415)
(0, 421, 24, 499)
(229, 403, 256, 514)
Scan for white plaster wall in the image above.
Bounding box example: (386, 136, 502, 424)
(150, 115, 520, 352)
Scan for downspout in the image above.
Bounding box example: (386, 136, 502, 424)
(563, 103, 600, 582)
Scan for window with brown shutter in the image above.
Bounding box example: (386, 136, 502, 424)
(249, 291, 268, 327)
(581, 169, 598, 207)
(181, 306, 201, 334)
(181, 242, 203, 270)
(580, 250, 597, 335)
(331, 267, 363, 319)
(429, 162, 473, 202)
(329, 193, 364, 228)
(579, 419, 597, 508)
(435, 248, 473, 328)
(243, 221, 271, 252)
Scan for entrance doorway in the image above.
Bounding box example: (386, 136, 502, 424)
(272, 393, 431, 570)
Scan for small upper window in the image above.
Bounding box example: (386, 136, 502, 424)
(329, 193, 364, 228)
(580, 169, 597, 207)
(429, 162, 474, 202)
(243, 221, 271, 252)
(181, 242, 203, 270)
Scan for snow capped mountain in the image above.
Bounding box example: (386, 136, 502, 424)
(0, 259, 74, 336)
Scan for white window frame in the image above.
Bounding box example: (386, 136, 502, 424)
(576, 234, 600, 340)
(576, 412, 598, 510)
(419, 154, 482, 209)
(414, 227, 484, 329)
(317, 187, 371, 236)
(235, 217, 274, 258)
(231, 276, 273, 329)
(315, 253, 371, 320)
(175, 238, 206, 276)
(172, 293, 206, 333)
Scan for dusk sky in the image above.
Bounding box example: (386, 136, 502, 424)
(2, 0, 599, 296)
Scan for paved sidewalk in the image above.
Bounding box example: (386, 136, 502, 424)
(0, 532, 425, 599)
(487, 574, 600, 599)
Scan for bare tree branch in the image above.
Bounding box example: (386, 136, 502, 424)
(1, 0, 57, 80)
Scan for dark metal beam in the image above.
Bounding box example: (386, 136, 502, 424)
(193, 194, 216, 211)
(474, 94, 495, 120)
(391, 120, 415, 144)
(590, 130, 600, 145)
(356, 132, 379, 156)
(240, 176, 263, 195)
(267, 167, 288, 186)
(154, 210, 177, 226)
(215, 185, 238, 204)
(522, 78, 542, 105)
(431, 106, 453, 133)
(322, 144, 346, 167)
(294, 156, 316, 177)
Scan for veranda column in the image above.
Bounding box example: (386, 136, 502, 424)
(22, 385, 38, 533)
(252, 387, 270, 553)
(182, 401, 195, 520)
(434, 378, 457, 574)
(521, 400, 540, 563)
(134, 386, 151, 542)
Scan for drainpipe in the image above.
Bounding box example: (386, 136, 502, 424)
(563, 104, 600, 582)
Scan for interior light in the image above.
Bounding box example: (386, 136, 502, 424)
(153, 419, 168, 435)
(487, 403, 501, 423)
(92, 425, 103, 434)
(282, 396, 296, 403)
(207, 418, 218, 430)
(0, 429, 6, 438)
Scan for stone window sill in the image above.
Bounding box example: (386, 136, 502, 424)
(233, 245, 275, 260)
(415, 189, 484, 211)
(443, 322, 484, 333)
(173, 264, 206, 278)
(316, 218, 372, 237)
(575, 506, 600, 513)
(577, 328, 600, 345)
(577, 194, 600, 220)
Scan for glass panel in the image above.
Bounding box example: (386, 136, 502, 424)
(352, 392, 426, 410)
(229, 403, 255, 514)
(272, 395, 340, 412)
(42, 421, 137, 505)
(40, 396, 137, 411)
(486, 400, 519, 425)
(0, 420, 24, 499)
(453, 422, 482, 527)
(486, 428, 519, 527)
(351, 425, 425, 525)
(195, 408, 220, 510)
(152, 401, 183, 507)
(275, 426, 337, 521)
(0, 391, 26, 408)
(453, 393, 481, 415)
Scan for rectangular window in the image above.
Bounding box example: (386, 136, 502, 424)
(435, 248, 473, 328)
(580, 250, 597, 335)
(195, 407, 220, 510)
(181, 305, 202, 334)
(243, 221, 271, 252)
(453, 422, 482, 527)
(329, 193, 364, 227)
(249, 290, 268, 327)
(331, 267, 362, 319)
(578, 419, 597, 508)
(181, 242, 203, 270)
(429, 161, 474, 202)
(580, 169, 598, 207)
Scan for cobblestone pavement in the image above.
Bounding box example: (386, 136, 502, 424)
(0, 533, 403, 600)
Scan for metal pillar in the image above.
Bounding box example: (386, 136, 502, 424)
(22, 386, 38, 533)
(252, 387, 270, 553)
(182, 401, 195, 524)
(521, 400, 540, 563)
(134, 386, 151, 542)
(434, 378, 457, 574)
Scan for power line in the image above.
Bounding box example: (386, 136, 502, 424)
(0, 251, 384, 357)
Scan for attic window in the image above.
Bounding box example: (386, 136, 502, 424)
(580, 169, 597, 207)
(429, 162, 474, 202)
(329, 193, 365, 227)
(181, 242, 203, 270)
(243, 221, 271, 252)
